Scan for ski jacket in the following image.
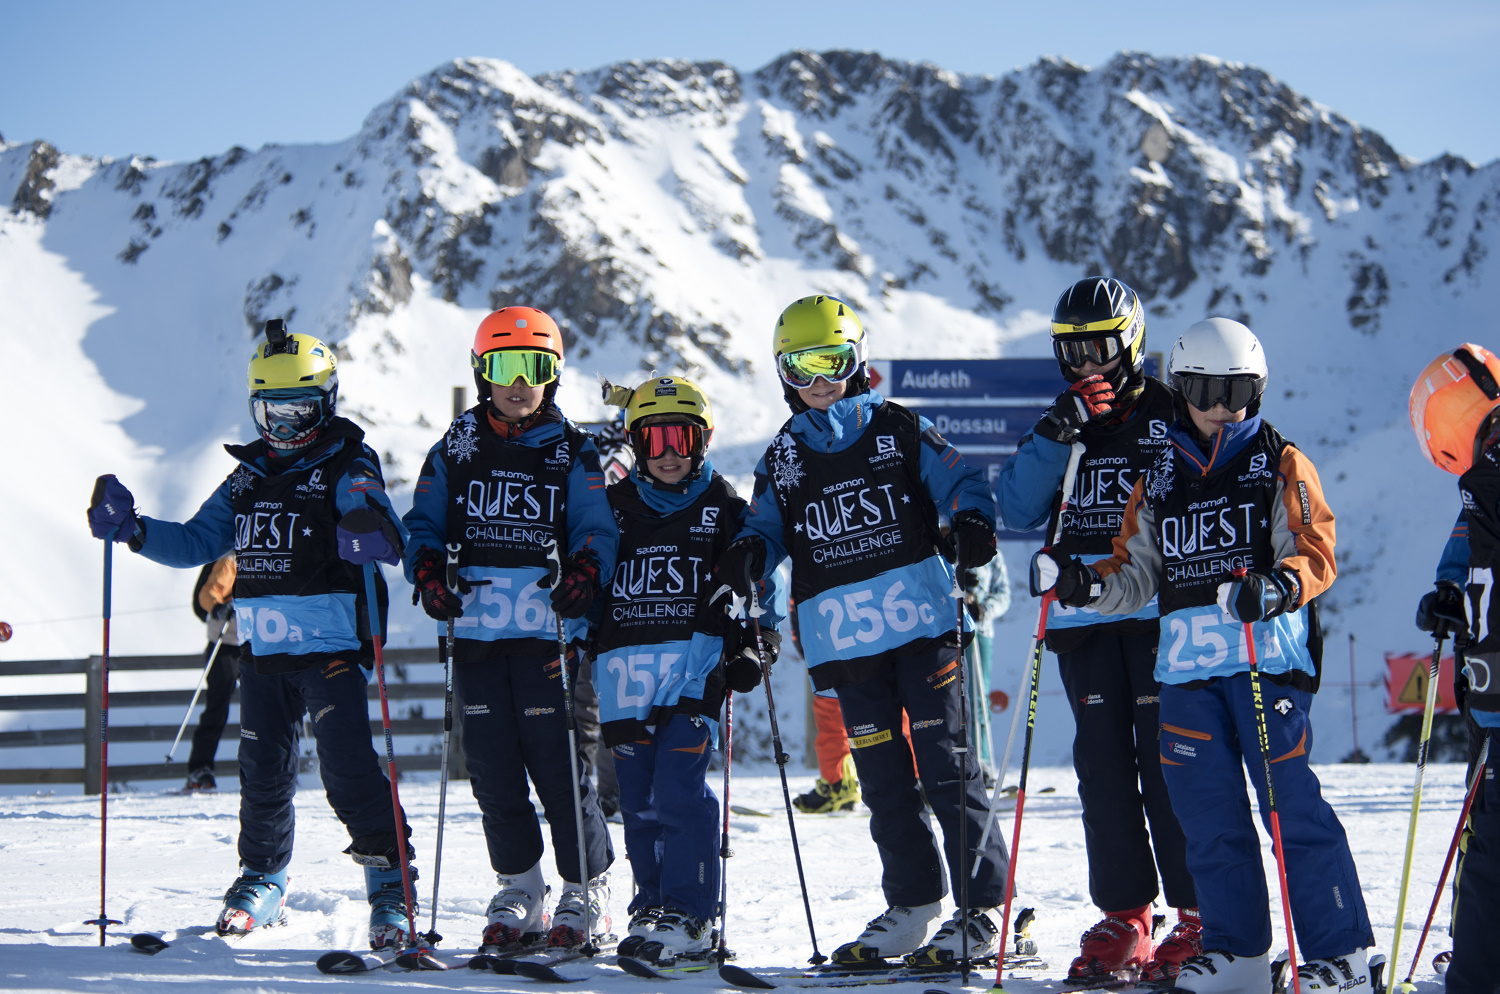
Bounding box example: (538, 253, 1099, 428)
(1087, 416, 1335, 687)
(192, 555, 239, 645)
(402, 403, 617, 658)
(1449, 448, 1500, 726)
(995, 377, 1174, 648)
(734, 389, 993, 690)
(593, 462, 744, 745)
(135, 418, 404, 673)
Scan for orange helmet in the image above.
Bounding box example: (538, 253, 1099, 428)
(471, 306, 565, 362)
(1410, 344, 1500, 475)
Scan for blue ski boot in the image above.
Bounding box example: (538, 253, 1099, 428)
(366, 864, 417, 950)
(216, 865, 288, 935)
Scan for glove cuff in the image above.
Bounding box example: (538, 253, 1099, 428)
(1033, 410, 1080, 444)
(1267, 568, 1300, 619)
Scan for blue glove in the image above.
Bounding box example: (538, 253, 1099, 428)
(337, 507, 402, 566)
(88, 475, 140, 543)
(1216, 569, 1299, 623)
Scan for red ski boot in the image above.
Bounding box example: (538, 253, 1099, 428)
(1065, 904, 1154, 988)
(1141, 908, 1202, 984)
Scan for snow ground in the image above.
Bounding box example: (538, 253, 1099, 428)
(0, 764, 1471, 993)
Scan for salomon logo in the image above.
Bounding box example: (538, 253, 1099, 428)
(1249, 454, 1267, 474)
(702, 506, 720, 526)
(877, 435, 898, 455)
(1149, 419, 1168, 439)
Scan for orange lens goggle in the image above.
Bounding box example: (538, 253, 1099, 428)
(630, 423, 707, 460)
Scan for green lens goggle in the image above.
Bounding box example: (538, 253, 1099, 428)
(472, 349, 561, 387)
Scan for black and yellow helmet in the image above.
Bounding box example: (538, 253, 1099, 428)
(1050, 277, 1146, 396)
(246, 319, 339, 450)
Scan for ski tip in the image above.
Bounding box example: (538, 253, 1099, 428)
(129, 933, 169, 955)
(729, 804, 772, 817)
(617, 956, 663, 980)
(719, 963, 777, 989)
(316, 950, 371, 974)
(513, 961, 570, 983)
(395, 948, 448, 971)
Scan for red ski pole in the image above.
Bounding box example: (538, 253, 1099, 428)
(83, 539, 122, 945)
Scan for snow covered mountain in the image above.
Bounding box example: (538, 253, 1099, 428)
(3, 49, 1496, 761)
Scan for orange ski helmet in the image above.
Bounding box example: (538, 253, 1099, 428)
(470, 306, 565, 405)
(1410, 344, 1500, 475)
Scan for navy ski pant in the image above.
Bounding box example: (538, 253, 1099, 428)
(187, 641, 240, 773)
(836, 642, 1009, 909)
(1159, 676, 1372, 960)
(236, 658, 399, 874)
(1057, 628, 1195, 912)
(454, 650, 613, 881)
(613, 714, 719, 920)
(1449, 726, 1499, 994)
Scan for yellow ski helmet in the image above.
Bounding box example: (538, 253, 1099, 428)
(773, 294, 867, 361)
(623, 375, 714, 431)
(246, 319, 339, 450)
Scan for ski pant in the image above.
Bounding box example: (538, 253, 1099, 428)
(187, 641, 241, 773)
(454, 650, 613, 881)
(836, 641, 1009, 908)
(1057, 628, 1194, 912)
(236, 658, 401, 874)
(574, 654, 620, 812)
(1449, 726, 1499, 994)
(1158, 676, 1372, 960)
(613, 714, 719, 920)
(813, 693, 850, 783)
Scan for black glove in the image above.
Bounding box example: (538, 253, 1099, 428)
(88, 475, 141, 544)
(336, 507, 402, 566)
(1416, 579, 1468, 640)
(1216, 569, 1299, 624)
(1030, 549, 1098, 607)
(210, 601, 234, 622)
(951, 509, 997, 571)
(412, 547, 469, 621)
(1034, 375, 1116, 443)
(726, 628, 780, 693)
(961, 569, 986, 624)
(547, 552, 601, 620)
(716, 537, 767, 598)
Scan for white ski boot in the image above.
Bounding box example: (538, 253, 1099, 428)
(830, 902, 942, 965)
(482, 861, 549, 950)
(1173, 950, 1271, 994)
(216, 865, 288, 935)
(1298, 949, 1380, 994)
(548, 874, 611, 948)
(617, 905, 665, 958)
(905, 908, 1001, 967)
(636, 907, 714, 964)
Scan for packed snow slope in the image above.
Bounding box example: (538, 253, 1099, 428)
(2, 49, 1497, 761)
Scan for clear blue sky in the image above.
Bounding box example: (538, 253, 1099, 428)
(3, 0, 1497, 166)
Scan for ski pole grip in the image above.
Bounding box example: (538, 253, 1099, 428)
(445, 542, 460, 594)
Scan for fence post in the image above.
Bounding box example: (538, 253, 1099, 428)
(84, 655, 103, 795)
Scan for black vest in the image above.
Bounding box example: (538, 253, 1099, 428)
(1458, 449, 1500, 714)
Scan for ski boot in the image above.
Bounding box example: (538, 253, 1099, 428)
(618, 905, 665, 958)
(183, 767, 216, 792)
(905, 908, 1000, 968)
(830, 902, 941, 966)
(793, 755, 862, 813)
(216, 865, 288, 935)
(1066, 904, 1154, 987)
(635, 907, 713, 965)
(1141, 908, 1203, 984)
(1173, 950, 1271, 994)
(1298, 949, 1383, 994)
(548, 874, 611, 948)
(1008, 907, 1048, 969)
(483, 861, 550, 951)
(365, 864, 418, 950)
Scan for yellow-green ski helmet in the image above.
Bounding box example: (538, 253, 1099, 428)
(246, 319, 339, 450)
(623, 375, 714, 431)
(773, 295, 869, 412)
(620, 375, 714, 481)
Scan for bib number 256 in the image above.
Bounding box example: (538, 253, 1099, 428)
(818, 581, 934, 650)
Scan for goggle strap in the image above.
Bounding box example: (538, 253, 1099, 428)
(1455, 347, 1500, 401)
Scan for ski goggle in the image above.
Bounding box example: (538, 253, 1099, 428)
(1053, 334, 1122, 369)
(1174, 373, 1266, 414)
(777, 343, 861, 389)
(472, 349, 560, 387)
(630, 423, 708, 460)
(249, 393, 326, 445)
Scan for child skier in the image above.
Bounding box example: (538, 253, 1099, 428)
(1408, 343, 1500, 994)
(1037, 317, 1375, 994)
(589, 375, 770, 965)
(401, 306, 616, 951)
(716, 294, 1010, 966)
(85, 320, 418, 950)
(995, 277, 1198, 984)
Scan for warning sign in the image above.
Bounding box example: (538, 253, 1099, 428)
(1384, 652, 1460, 714)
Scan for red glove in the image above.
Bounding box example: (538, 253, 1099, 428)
(548, 552, 601, 620)
(412, 548, 467, 621)
(1038, 375, 1116, 442)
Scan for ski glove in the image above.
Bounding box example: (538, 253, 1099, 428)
(1416, 579, 1468, 640)
(1216, 568, 1300, 624)
(88, 474, 142, 544)
(1034, 375, 1116, 443)
(412, 547, 469, 621)
(950, 509, 998, 571)
(726, 627, 780, 693)
(545, 551, 601, 620)
(716, 537, 767, 599)
(336, 508, 402, 566)
(1030, 549, 1099, 607)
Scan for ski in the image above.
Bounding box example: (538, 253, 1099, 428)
(129, 933, 169, 955)
(617, 954, 718, 980)
(730, 804, 772, 818)
(315, 946, 447, 974)
(719, 962, 978, 989)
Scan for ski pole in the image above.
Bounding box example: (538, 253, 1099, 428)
(83, 537, 122, 946)
(1388, 631, 1448, 989)
(952, 534, 972, 982)
(972, 645, 1033, 877)
(165, 622, 226, 763)
(546, 539, 597, 955)
(361, 562, 429, 962)
(747, 563, 826, 965)
(425, 541, 462, 946)
(716, 686, 736, 964)
(1234, 567, 1301, 994)
(1398, 735, 1490, 993)
(993, 440, 1084, 991)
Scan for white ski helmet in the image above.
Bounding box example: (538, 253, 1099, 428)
(1168, 317, 1268, 415)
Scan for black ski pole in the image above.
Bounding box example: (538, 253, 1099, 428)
(952, 533, 971, 982)
(746, 563, 825, 965)
(716, 686, 736, 964)
(425, 541, 462, 946)
(83, 535, 122, 945)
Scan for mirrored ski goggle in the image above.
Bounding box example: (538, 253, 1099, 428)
(777, 343, 861, 389)
(472, 349, 560, 387)
(630, 423, 708, 460)
(1053, 334, 1123, 369)
(1173, 373, 1266, 414)
(249, 394, 325, 441)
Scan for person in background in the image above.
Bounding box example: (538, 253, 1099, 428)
(182, 554, 242, 792)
